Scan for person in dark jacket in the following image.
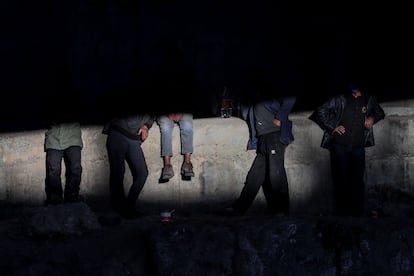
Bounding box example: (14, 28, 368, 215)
(309, 82, 385, 217)
(229, 96, 296, 215)
(103, 113, 155, 219)
(44, 122, 83, 205)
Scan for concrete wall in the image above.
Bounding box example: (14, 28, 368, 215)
(1, 99, 413, 214)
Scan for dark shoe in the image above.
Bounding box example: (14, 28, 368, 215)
(64, 194, 84, 203)
(267, 209, 289, 217)
(45, 195, 63, 205)
(222, 207, 244, 217)
(181, 162, 194, 177)
(161, 165, 174, 180)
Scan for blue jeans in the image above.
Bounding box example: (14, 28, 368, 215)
(157, 113, 193, 157)
(45, 146, 82, 201)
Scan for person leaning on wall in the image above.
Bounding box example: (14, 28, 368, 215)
(44, 122, 84, 205)
(309, 81, 385, 217)
(226, 95, 296, 216)
(102, 111, 155, 219)
(42, 90, 84, 205)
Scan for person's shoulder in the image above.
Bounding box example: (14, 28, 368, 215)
(322, 93, 343, 103)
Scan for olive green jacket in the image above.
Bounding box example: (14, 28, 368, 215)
(44, 122, 83, 151)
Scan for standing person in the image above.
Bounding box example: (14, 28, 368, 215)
(157, 112, 194, 181)
(44, 122, 83, 205)
(309, 82, 385, 217)
(103, 113, 155, 219)
(229, 96, 296, 216)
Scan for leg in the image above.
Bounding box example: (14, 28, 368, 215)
(63, 146, 83, 202)
(349, 147, 366, 216)
(106, 131, 128, 213)
(263, 135, 289, 215)
(158, 115, 175, 159)
(232, 146, 266, 214)
(125, 140, 148, 213)
(178, 113, 194, 156)
(178, 113, 194, 177)
(158, 115, 175, 180)
(45, 149, 64, 204)
(330, 144, 352, 216)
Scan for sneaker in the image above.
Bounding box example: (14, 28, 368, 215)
(181, 162, 195, 177)
(161, 164, 174, 180)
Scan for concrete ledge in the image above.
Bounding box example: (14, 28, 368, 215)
(1, 99, 413, 214)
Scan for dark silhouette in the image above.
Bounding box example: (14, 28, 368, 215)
(229, 96, 296, 216)
(102, 113, 155, 219)
(309, 81, 385, 217)
(44, 122, 83, 205)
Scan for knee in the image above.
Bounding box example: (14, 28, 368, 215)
(47, 163, 61, 176)
(160, 124, 174, 134)
(70, 164, 83, 175)
(179, 121, 193, 133)
(135, 167, 149, 178)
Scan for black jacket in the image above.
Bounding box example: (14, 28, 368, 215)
(309, 93, 385, 149)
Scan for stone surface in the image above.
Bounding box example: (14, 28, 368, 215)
(1, 201, 414, 275)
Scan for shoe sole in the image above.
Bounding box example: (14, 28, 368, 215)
(160, 169, 173, 183)
(158, 178, 170, 183)
(181, 175, 192, 181)
(181, 170, 194, 177)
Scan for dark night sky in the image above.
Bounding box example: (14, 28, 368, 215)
(1, 1, 413, 131)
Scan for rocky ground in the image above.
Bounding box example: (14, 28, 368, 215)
(1, 196, 414, 276)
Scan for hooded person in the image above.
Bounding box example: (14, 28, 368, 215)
(308, 81, 385, 216)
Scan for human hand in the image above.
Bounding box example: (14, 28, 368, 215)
(364, 116, 374, 129)
(333, 125, 346, 135)
(273, 118, 281, 127)
(138, 125, 149, 141)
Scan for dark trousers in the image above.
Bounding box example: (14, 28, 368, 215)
(233, 132, 289, 214)
(45, 146, 82, 201)
(330, 144, 366, 216)
(106, 130, 148, 213)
